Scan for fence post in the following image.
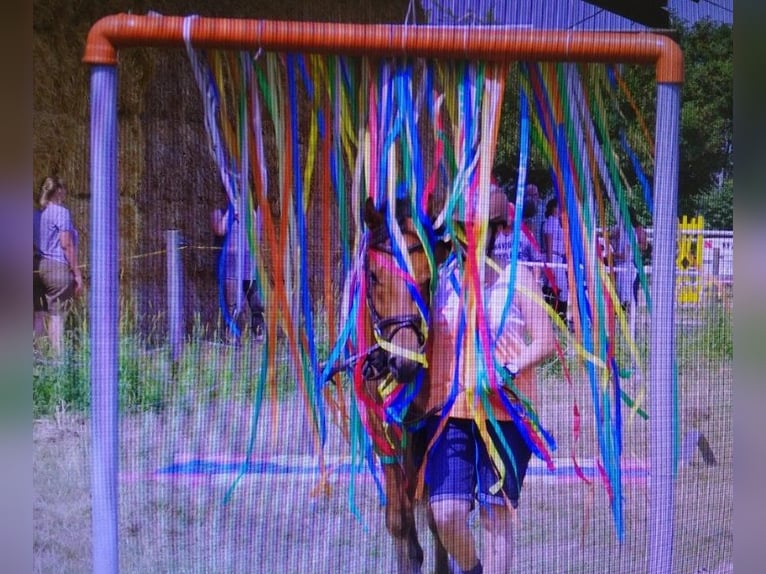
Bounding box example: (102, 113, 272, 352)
(167, 229, 184, 363)
(712, 247, 720, 278)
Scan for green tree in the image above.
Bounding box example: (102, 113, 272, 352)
(621, 19, 733, 216)
(694, 178, 733, 230)
(492, 19, 732, 220)
(676, 19, 733, 215)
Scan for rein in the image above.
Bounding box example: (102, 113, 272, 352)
(321, 343, 380, 380)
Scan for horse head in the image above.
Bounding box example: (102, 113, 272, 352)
(362, 197, 436, 385)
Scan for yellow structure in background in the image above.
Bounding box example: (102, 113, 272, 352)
(676, 215, 705, 304)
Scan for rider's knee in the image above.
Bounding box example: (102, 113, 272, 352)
(430, 498, 472, 530)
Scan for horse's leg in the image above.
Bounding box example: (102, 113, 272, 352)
(382, 463, 424, 574)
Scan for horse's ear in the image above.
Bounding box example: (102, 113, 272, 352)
(363, 197, 383, 230)
(426, 193, 438, 222)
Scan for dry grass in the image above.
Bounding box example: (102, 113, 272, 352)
(33, 341, 732, 573)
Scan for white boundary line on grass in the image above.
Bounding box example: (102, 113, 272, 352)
(119, 455, 649, 485)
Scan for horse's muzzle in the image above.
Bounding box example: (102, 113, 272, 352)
(388, 355, 422, 385)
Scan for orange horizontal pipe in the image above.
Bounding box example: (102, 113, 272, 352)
(84, 14, 682, 83)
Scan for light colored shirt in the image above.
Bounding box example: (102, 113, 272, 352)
(428, 258, 533, 419)
(543, 215, 566, 260)
(490, 225, 543, 266)
(39, 204, 77, 264)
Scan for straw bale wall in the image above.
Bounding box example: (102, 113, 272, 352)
(33, 0, 422, 336)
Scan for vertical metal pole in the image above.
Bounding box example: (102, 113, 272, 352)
(89, 65, 119, 574)
(712, 247, 721, 278)
(629, 292, 637, 343)
(166, 230, 184, 362)
(710, 246, 721, 302)
(647, 82, 681, 574)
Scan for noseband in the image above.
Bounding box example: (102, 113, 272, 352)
(362, 230, 428, 381)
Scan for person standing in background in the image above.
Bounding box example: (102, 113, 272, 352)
(487, 185, 543, 276)
(522, 183, 545, 255)
(37, 176, 83, 354)
(542, 198, 568, 323)
(609, 223, 632, 310)
(629, 207, 650, 306)
(610, 206, 650, 311)
(210, 201, 266, 342)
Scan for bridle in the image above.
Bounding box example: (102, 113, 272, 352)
(320, 219, 434, 389)
(361, 226, 429, 382)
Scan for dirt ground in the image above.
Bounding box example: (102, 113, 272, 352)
(34, 364, 732, 574)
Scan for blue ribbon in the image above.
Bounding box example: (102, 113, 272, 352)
(287, 54, 325, 447)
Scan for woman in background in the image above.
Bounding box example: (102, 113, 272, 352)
(210, 202, 266, 342)
(37, 176, 82, 354)
(542, 198, 568, 323)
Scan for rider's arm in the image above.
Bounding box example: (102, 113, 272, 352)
(494, 266, 555, 375)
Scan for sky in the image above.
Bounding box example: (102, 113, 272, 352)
(418, 0, 733, 28)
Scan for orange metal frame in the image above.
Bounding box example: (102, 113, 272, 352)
(82, 14, 684, 573)
(83, 14, 682, 84)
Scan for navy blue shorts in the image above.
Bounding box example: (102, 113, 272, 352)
(424, 416, 532, 508)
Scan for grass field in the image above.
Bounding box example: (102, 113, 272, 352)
(33, 295, 732, 573)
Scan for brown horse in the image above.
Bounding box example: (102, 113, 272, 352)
(358, 197, 450, 574)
